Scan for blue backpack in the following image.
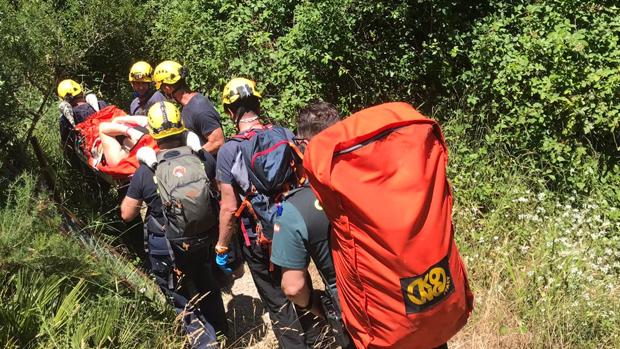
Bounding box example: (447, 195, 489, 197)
(230, 125, 303, 242)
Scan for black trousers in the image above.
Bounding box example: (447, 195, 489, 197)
(242, 238, 323, 349)
(149, 234, 228, 338)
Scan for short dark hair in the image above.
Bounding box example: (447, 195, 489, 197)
(225, 96, 261, 123)
(296, 101, 341, 139)
(169, 79, 188, 91)
(156, 133, 185, 149)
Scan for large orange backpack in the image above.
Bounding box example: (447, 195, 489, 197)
(303, 102, 473, 349)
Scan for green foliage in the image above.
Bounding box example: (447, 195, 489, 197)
(445, 117, 620, 346)
(0, 175, 180, 348)
(455, 0, 620, 195)
(147, 0, 490, 131)
(0, 0, 149, 102)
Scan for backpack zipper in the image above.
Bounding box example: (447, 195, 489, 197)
(335, 125, 409, 156)
(250, 140, 289, 169)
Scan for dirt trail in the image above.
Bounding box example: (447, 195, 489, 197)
(222, 262, 325, 349)
(222, 264, 276, 348)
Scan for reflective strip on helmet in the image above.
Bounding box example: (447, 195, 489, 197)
(150, 102, 183, 136)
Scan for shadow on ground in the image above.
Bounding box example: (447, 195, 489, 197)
(225, 294, 268, 348)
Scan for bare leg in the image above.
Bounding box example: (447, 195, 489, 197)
(99, 122, 144, 166)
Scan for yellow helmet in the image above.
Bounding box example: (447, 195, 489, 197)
(57, 79, 83, 99)
(147, 101, 186, 139)
(222, 77, 262, 106)
(152, 60, 185, 89)
(129, 61, 153, 82)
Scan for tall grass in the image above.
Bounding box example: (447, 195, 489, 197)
(0, 174, 183, 348)
(444, 117, 620, 348)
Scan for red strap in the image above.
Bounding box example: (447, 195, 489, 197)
(239, 220, 251, 247)
(268, 244, 274, 272)
(231, 132, 253, 141)
(232, 124, 274, 141)
(250, 140, 289, 168)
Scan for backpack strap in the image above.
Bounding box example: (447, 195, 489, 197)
(234, 197, 264, 240)
(155, 146, 195, 164)
(143, 215, 166, 253)
(229, 124, 274, 142)
(234, 197, 276, 272)
(229, 133, 251, 142)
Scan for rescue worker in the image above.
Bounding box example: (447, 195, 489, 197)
(57, 79, 107, 150)
(152, 60, 224, 154)
(120, 101, 227, 347)
(57, 79, 108, 168)
(270, 101, 355, 348)
(275, 103, 451, 349)
(214, 78, 321, 348)
(128, 61, 166, 115)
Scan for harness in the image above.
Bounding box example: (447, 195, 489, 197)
(228, 125, 305, 272)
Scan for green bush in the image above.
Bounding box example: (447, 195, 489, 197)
(454, 1, 620, 194)
(445, 116, 620, 346)
(147, 0, 490, 132)
(0, 175, 180, 348)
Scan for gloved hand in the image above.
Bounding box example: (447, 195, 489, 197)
(59, 101, 75, 127)
(215, 252, 233, 275)
(85, 93, 100, 112)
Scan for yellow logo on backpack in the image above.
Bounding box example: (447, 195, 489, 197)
(400, 255, 454, 313)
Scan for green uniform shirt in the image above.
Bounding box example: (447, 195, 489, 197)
(270, 187, 335, 287)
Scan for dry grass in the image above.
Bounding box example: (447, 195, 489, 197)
(450, 271, 533, 349)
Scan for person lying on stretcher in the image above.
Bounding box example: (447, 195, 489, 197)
(97, 115, 149, 167)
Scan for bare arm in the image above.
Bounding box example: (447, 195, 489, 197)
(282, 268, 323, 317)
(281, 268, 310, 303)
(120, 196, 142, 222)
(203, 127, 225, 155)
(217, 181, 239, 247)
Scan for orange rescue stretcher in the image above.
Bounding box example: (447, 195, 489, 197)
(72, 105, 158, 185)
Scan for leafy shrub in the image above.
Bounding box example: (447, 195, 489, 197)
(445, 119, 620, 346)
(147, 0, 490, 132)
(0, 175, 179, 348)
(454, 1, 620, 195)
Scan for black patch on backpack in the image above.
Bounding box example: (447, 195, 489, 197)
(400, 255, 454, 314)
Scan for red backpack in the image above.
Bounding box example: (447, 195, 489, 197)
(303, 102, 473, 349)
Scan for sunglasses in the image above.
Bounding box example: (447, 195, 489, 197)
(292, 137, 308, 147)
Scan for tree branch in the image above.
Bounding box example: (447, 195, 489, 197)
(20, 82, 56, 145)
